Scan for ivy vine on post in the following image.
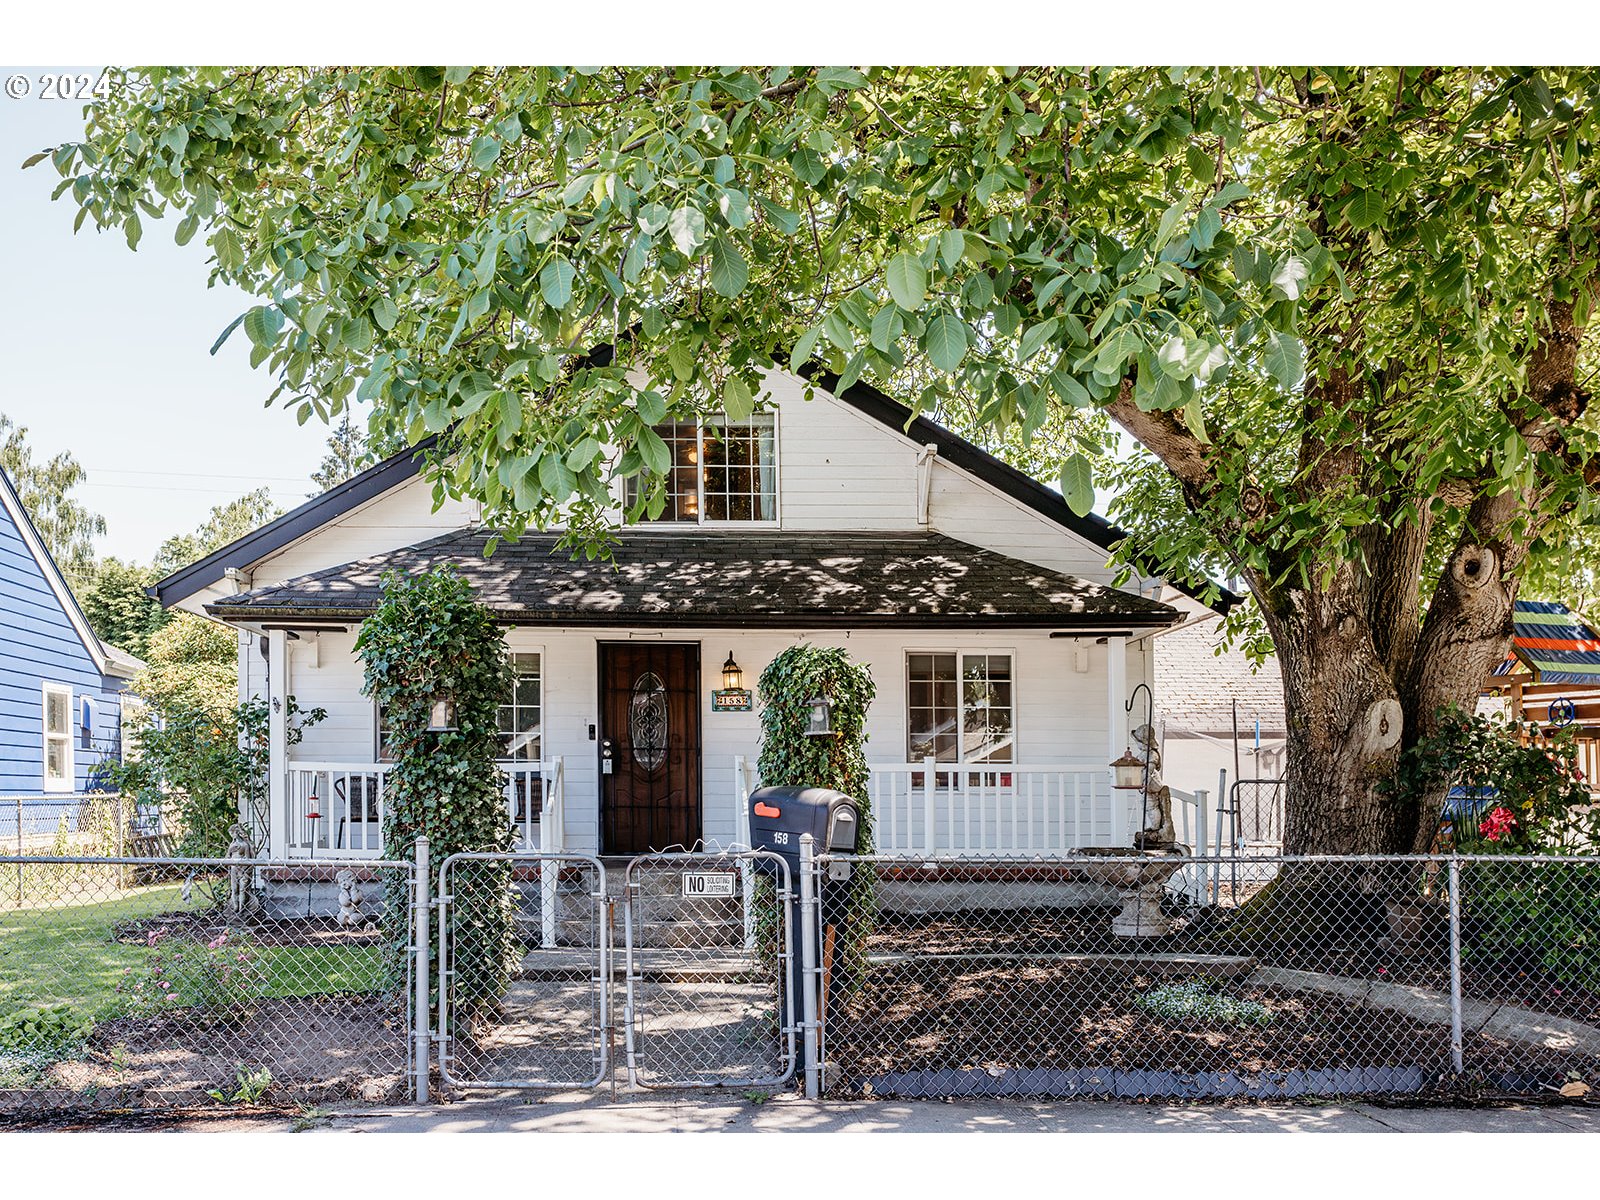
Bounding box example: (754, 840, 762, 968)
(757, 645, 876, 992)
(355, 567, 515, 1016)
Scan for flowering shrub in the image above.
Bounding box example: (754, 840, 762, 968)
(1478, 806, 1519, 844)
(1134, 979, 1273, 1027)
(116, 929, 264, 1020)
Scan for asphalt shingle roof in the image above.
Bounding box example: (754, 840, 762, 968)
(1154, 613, 1286, 734)
(207, 528, 1179, 629)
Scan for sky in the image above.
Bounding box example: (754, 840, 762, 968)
(0, 65, 329, 564)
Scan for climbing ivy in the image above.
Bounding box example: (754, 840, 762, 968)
(756, 645, 876, 993)
(355, 567, 515, 1013)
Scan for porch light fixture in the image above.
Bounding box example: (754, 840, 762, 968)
(805, 694, 835, 738)
(427, 694, 458, 733)
(1110, 749, 1145, 790)
(722, 652, 744, 691)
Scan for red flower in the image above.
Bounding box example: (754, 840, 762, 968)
(1478, 806, 1518, 843)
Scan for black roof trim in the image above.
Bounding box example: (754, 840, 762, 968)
(797, 363, 1240, 616)
(151, 434, 441, 608)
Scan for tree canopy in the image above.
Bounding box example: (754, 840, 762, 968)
(152, 487, 282, 574)
(42, 66, 1600, 850)
(0, 413, 105, 590)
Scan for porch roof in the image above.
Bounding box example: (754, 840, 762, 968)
(205, 528, 1180, 630)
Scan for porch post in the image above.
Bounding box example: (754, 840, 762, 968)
(1106, 636, 1128, 846)
(267, 629, 289, 860)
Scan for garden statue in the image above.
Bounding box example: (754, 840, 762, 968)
(226, 822, 253, 914)
(1130, 724, 1177, 851)
(336, 868, 363, 928)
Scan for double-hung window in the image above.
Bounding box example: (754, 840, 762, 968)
(374, 652, 543, 763)
(625, 411, 778, 523)
(43, 683, 73, 792)
(906, 652, 1015, 786)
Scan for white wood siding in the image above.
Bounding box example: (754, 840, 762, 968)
(270, 624, 1152, 856)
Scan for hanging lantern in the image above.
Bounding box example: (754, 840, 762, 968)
(1110, 748, 1145, 790)
(805, 694, 835, 737)
(427, 694, 458, 733)
(721, 652, 743, 691)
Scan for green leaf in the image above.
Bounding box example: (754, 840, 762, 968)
(790, 326, 822, 371)
(723, 373, 755, 421)
(537, 452, 578, 502)
(1018, 319, 1059, 363)
(923, 313, 968, 373)
(1154, 198, 1186, 250)
(1345, 190, 1385, 231)
(1059, 453, 1094, 517)
(371, 295, 400, 332)
(886, 251, 928, 311)
(667, 206, 706, 256)
(666, 341, 696, 382)
(174, 211, 199, 247)
(471, 135, 501, 171)
(1264, 330, 1304, 388)
(709, 235, 749, 298)
(869, 305, 903, 353)
(637, 425, 671, 475)
(1049, 369, 1093, 409)
(213, 226, 244, 271)
(637, 389, 669, 423)
(208, 313, 246, 357)
(539, 256, 575, 309)
(939, 229, 966, 272)
(243, 305, 283, 348)
(1269, 257, 1309, 302)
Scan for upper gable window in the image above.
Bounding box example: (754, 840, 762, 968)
(626, 412, 778, 524)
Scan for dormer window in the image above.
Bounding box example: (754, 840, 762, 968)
(626, 412, 778, 523)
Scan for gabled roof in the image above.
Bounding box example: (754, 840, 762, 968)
(1153, 609, 1285, 735)
(150, 434, 439, 609)
(0, 465, 145, 679)
(1491, 599, 1600, 685)
(206, 527, 1180, 630)
(152, 361, 1238, 616)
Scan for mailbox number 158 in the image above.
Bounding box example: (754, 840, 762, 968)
(772, 832, 789, 845)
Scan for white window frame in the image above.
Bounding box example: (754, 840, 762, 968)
(624, 410, 781, 526)
(42, 682, 74, 792)
(373, 648, 545, 763)
(905, 649, 1018, 786)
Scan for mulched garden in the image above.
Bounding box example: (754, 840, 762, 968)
(17, 994, 408, 1109)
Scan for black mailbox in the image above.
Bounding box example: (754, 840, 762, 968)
(747, 785, 861, 860)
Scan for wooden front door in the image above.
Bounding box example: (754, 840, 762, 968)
(599, 642, 701, 855)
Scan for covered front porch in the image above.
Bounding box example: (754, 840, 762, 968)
(229, 526, 1192, 862)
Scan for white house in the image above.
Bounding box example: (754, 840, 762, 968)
(152, 365, 1229, 862)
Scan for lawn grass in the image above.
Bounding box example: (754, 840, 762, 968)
(0, 884, 389, 1021)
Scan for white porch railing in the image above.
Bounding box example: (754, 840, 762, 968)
(869, 759, 1120, 855)
(284, 759, 562, 858)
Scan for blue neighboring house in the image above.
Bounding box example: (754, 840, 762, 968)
(1, 463, 143, 808)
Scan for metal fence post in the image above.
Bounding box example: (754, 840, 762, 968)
(798, 833, 821, 1100)
(1447, 856, 1464, 1076)
(413, 835, 431, 1104)
(113, 794, 126, 890)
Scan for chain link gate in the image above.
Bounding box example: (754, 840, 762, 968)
(622, 850, 797, 1089)
(436, 852, 611, 1090)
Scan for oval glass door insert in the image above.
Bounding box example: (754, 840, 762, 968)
(630, 671, 668, 771)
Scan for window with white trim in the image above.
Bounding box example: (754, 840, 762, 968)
(625, 412, 778, 523)
(375, 652, 543, 762)
(906, 652, 1014, 786)
(43, 683, 73, 791)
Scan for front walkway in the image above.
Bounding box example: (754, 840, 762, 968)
(296, 1095, 1598, 1133)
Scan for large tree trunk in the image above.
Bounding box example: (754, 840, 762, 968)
(1267, 542, 1518, 857)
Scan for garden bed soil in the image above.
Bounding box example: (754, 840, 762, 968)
(863, 911, 1600, 1029)
(30, 994, 406, 1107)
(113, 911, 383, 948)
(829, 960, 1597, 1096)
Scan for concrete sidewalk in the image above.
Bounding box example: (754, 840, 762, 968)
(290, 1094, 1600, 1133)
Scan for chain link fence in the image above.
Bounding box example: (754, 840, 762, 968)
(437, 853, 610, 1090)
(622, 851, 794, 1090)
(0, 853, 414, 1115)
(813, 852, 1600, 1101)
